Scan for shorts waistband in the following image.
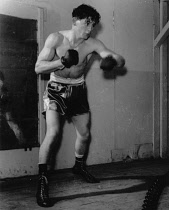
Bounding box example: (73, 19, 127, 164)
(50, 73, 85, 84)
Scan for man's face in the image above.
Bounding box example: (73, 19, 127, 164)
(74, 18, 95, 40)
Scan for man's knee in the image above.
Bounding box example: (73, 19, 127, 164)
(77, 130, 90, 142)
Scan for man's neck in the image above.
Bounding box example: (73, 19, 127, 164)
(67, 30, 85, 48)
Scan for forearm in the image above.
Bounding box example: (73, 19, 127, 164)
(114, 54, 125, 68)
(35, 59, 64, 74)
(99, 50, 125, 68)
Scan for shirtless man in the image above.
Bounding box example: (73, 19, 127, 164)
(35, 4, 125, 207)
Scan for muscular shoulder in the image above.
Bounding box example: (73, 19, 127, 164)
(45, 32, 64, 48)
(85, 37, 105, 52)
(86, 37, 98, 46)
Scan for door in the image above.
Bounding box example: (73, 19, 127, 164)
(0, 0, 45, 178)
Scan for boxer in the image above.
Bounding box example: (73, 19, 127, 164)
(35, 4, 125, 207)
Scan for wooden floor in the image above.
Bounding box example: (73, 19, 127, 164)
(1, 159, 169, 210)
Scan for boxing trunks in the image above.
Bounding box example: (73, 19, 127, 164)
(43, 74, 90, 117)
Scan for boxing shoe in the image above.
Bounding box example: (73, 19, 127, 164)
(36, 174, 51, 207)
(72, 158, 100, 183)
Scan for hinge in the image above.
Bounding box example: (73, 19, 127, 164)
(112, 10, 115, 27)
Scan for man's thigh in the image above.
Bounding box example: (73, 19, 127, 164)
(45, 110, 62, 132)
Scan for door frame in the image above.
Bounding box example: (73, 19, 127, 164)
(153, 0, 169, 158)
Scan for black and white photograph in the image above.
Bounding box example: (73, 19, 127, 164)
(0, 0, 169, 209)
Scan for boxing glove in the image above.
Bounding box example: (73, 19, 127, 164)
(100, 55, 117, 71)
(61, 49, 79, 68)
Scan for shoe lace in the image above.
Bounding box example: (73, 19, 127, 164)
(39, 175, 49, 199)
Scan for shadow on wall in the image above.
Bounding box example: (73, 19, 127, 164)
(91, 22, 103, 38)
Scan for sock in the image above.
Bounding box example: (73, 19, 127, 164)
(75, 157, 84, 162)
(38, 164, 47, 176)
(75, 152, 84, 159)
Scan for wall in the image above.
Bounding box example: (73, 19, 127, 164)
(113, 0, 154, 160)
(81, 0, 154, 164)
(0, 0, 154, 177)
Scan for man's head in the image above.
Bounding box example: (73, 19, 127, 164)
(72, 4, 101, 27)
(72, 4, 101, 39)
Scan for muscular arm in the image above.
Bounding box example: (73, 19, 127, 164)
(92, 38, 125, 68)
(35, 33, 64, 74)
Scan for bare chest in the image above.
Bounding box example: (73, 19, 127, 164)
(56, 43, 90, 65)
(55, 43, 91, 78)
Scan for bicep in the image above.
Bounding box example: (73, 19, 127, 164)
(93, 39, 125, 67)
(93, 39, 112, 58)
(37, 46, 55, 63)
(36, 33, 60, 63)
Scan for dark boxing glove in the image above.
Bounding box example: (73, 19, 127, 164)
(61, 49, 79, 68)
(100, 55, 117, 71)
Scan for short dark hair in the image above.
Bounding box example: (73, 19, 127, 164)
(72, 4, 101, 26)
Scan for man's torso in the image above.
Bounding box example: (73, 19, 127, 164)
(51, 31, 96, 79)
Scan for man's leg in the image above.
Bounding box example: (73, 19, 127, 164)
(36, 110, 61, 207)
(72, 113, 99, 183)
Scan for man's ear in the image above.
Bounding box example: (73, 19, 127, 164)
(72, 17, 77, 25)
